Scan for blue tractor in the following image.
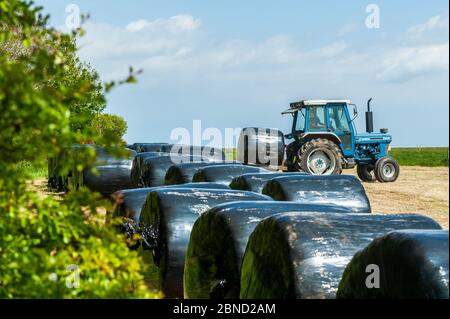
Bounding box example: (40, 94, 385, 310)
(283, 98, 399, 182)
(238, 98, 400, 182)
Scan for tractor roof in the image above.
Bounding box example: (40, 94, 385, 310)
(282, 99, 352, 114)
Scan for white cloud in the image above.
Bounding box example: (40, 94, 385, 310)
(77, 13, 448, 85)
(126, 15, 201, 34)
(337, 23, 358, 37)
(376, 43, 449, 82)
(407, 15, 448, 40)
(318, 41, 349, 58)
(126, 19, 149, 32)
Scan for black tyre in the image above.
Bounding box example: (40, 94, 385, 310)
(357, 164, 376, 182)
(298, 138, 343, 175)
(374, 157, 400, 183)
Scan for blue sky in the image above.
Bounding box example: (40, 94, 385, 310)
(37, 0, 449, 147)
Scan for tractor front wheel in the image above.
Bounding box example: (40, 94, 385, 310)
(357, 164, 376, 182)
(374, 157, 400, 183)
(298, 138, 343, 175)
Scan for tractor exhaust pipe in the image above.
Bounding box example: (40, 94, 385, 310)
(366, 98, 374, 133)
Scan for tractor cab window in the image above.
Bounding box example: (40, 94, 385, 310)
(328, 104, 350, 132)
(307, 106, 326, 130)
(294, 109, 306, 132)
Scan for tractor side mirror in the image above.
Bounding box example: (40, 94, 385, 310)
(349, 104, 358, 121)
(352, 104, 358, 116)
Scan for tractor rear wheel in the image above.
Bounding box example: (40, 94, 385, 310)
(357, 164, 376, 182)
(298, 138, 343, 175)
(374, 157, 400, 183)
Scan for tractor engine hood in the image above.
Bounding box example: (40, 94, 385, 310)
(355, 133, 392, 143)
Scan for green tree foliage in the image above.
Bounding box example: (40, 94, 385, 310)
(0, 0, 155, 298)
(92, 113, 128, 142)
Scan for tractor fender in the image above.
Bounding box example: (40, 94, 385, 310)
(298, 132, 342, 146)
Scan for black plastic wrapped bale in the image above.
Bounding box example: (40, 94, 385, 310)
(239, 213, 442, 299)
(262, 175, 371, 214)
(112, 183, 231, 222)
(165, 161, 240, 185)
(130, 152, 165, 187)
(230, 172, 309, 193)
(138, 189, 271, 298)
(237, 127, 285, 166)
(136, 143, 173, 153)
(83, 147, 136, 195)
(168, 145, 226, 161)
(184, 202, 353, 299)
(141, 155, 207, 187)
(337, 229, 449, 299)
(192, 165, 269, 185)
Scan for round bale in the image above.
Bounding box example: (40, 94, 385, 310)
(230, 172, 309, 193)
(141, 155, 206, 187)
(112, 183, 231, 222)
(136, 143, 173, 153)
(240, 212, 442, 299)
(130, 152, 165, 187)
(193, 164, 269, 185)
(337, 229, 449, 299)
(184, 201, 353, 299)
(262, 175, 371, 213)
(165, 161, 240, 185)
(83, 147, 136, 195)
(138, 189, 271, 298)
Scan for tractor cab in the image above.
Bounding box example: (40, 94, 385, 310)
(282, 100, 356, 157)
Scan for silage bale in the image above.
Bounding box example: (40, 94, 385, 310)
(141, 155, 206, 187)
(237, 127, 285, 166)
(230, 172, 309, 193)
(169, 145, 226, 161)
(262, 175, 371, 213)
(192, 164, 269, 185)
(135, 143, 173, 153)
(184, 201, 353, 299)
(130, 152, 165, 187)
(139, 188, 271, 298)
(337, 229, 449, 299)
(239, 212, 442, 299)
(83, 147, 137, 195)
(112, 183, 231, 222)
(165, 161, 240, 185)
